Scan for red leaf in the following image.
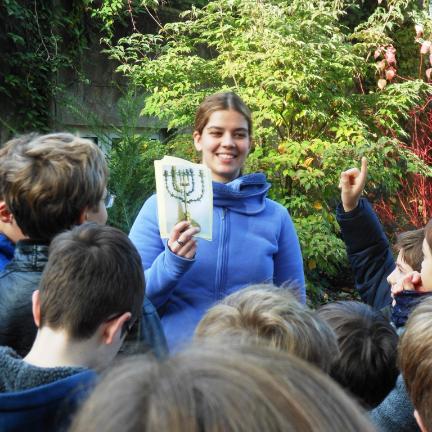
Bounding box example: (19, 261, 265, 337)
(386, 68, 396, 81)
(385, 47, 396, 65)
(374, 48, 382, 59)
(426, 68, 432, 81)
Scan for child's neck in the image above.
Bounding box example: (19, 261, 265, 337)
(24, 327, 99, 369)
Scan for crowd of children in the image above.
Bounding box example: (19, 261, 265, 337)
(0, 93, 431, 431)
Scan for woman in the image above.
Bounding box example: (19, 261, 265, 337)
(129, 92, 305, 349)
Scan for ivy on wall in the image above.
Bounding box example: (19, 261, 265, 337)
(0, 0, 88, 135)
(0, 0, 209, 137)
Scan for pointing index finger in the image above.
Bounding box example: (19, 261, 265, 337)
(359, 157, 368, 183)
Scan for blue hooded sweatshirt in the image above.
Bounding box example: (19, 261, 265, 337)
(130, 173, 305, 350)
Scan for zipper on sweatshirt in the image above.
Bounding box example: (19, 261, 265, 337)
(215, 208, 230, 301)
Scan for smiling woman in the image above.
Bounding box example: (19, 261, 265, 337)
(129, 92, 305, 351)
(193, 110, 250, 183)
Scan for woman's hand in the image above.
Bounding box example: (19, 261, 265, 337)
(338, 157, 368, 212)
(167, 221, 200, 259)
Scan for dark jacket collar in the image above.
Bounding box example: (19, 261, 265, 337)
(5, 240, 49, 272)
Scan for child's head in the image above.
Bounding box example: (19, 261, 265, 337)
(0, 134, 36, 243)
(195, 285, 338, 373)
(387, 228, 424, 288)
(0, 133, 108, 242)
(70, 343, 375, 432)
(395, 229, 425, 271)
(399, 297, 432, 432)
(317, 301, 398, 408)
(34, 223, 144, 366)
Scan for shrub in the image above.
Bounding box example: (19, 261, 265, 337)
(98, 0, 432, 297)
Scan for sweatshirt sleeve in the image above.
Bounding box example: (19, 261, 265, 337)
(274, 207, 306, 304)
(336, 198, 394, 309)
(129, 195, 195, 309)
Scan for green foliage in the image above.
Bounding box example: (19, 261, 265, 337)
(106, 93, 165, 231)
(99, 0, 432, 296)
(0, 0, 88, 134)
(87, 0, 209, 43)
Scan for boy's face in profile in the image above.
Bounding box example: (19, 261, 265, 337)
(83, 189, 109, 225)
(387, 250, 414, 290)
(85, 200, 108, 225)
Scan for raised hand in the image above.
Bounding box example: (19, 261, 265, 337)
(167, 221, 200, 259)
(338, 157, 368, 212)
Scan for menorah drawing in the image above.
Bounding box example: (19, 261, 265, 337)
(163, 166, 205, 225)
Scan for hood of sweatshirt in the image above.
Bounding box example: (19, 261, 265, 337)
(212, 173, 271, 215)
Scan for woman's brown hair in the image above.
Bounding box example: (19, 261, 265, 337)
(194, 92, 252, 135)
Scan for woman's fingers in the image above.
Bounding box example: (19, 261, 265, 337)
(178, 238, 198, 259)
(169, 221, 191, 244)
(168, 223, 200, 257)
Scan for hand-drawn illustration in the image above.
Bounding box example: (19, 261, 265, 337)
(155, 156, 213, 240)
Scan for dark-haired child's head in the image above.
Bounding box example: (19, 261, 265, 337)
(317, 301, 398, 408)
(195, 284, 338, 373)
(0, 133, 108, 242)
(399, 297, 432, 432)
(34, 223, 145, 367)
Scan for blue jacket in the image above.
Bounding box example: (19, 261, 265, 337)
(0, 346, 97, 432)
(130, 173, 305, 350)
(0, 234, 14, 271)
(336, 198, 394, 309)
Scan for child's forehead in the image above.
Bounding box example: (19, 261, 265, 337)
(396, 250, 413, 270)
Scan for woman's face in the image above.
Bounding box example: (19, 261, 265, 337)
(193, 110, 251, 183)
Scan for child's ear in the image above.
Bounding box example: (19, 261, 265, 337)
(32, 290, 41, 328)
(414, 409, 428, 432)
(102, 312, 132, 345)
(0, 201, 13, 223)
(77, 208, 87, 225)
